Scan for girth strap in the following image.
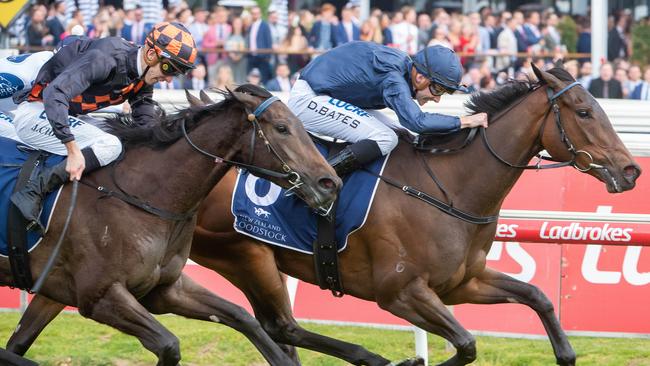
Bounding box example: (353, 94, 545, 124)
(364, 169, 498, 225)
(79, 180, 196, 222)
(312, 203, 344, 297)
(8, 149, 45, 291)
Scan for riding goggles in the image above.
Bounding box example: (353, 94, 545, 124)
(159, 56, 192, 76)
(429, 82, 456, 96)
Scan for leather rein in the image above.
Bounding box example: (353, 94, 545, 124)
(374, 81, 597, 225)
(82, 95, 303, 221)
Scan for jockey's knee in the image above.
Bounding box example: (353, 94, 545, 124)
(372, 130, 398, 155)
(90, 134, 122, 166)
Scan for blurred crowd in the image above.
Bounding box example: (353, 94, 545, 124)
(9, 0, 650, 100)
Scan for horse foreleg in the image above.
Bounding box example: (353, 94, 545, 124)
(442, 268, 576, 366)
(139, 272, 298, 366)
(0, 348, 38, 366)
(6, 294, 64, 356)
(79, 283, 181, 366)
(228, 265, 394, 366)
(379, 277, 476, 366)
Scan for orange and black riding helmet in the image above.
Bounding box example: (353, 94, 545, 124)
(145, 22, 198, 74)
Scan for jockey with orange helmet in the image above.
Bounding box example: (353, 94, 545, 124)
(9, 22, 197, 233)
(288, 42, 488, 176)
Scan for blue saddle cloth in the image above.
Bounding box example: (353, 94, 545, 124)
(232, 142, 389, 254)
(0, 137, 64, 256)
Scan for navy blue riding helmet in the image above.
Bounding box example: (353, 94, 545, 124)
(411, 46, 469, 93)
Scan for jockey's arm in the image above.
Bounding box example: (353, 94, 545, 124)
(42, 49, 117, 144)
(381, 72, 460, 134)
(128, 84, 157, 127)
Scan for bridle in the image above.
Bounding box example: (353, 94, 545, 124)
(481, 80, 604, 172)
(181, 95, 303, 190)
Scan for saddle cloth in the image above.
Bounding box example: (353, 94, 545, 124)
(232, 142, 389, 254)
(0, 136, 64, 256)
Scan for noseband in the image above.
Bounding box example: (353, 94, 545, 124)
(482, 80, 602, 172)
(181, 95, 303, 189)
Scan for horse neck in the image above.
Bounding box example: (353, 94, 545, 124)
(115, 110, 248, 214)
(411, 88, 550, 216)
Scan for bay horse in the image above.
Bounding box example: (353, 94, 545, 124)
(0, 85, 340, 366)
(186, 65, 641, 365)
(8, 65, 642, 365)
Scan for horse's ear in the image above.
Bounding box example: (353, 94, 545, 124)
(199, 90, 214, 104)
(554, 59, 564, 69)
(531, 62, 545, 84)
(185, 89, 204, 107)
(229, 89, 257, 107)
(532, 63, 564, 90)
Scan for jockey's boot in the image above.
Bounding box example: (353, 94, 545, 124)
(10, 148, 100, 234)
(327, 139, 382, 177)
(11, 159, 69, 234)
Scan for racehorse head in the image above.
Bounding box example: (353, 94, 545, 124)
(185, 86, 341, 209)
(532, 63, 641, 193)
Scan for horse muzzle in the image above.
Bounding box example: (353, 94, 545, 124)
(597, 163, 641, 193)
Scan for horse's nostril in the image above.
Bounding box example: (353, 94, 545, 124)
(623, 165, 641, 183)
(318, 177, 337, 192)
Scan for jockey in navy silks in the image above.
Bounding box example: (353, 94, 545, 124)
(288, 42, 489, 176)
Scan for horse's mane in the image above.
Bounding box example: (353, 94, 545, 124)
(464, 67, 576, 121)
(105, 84, 272, 149)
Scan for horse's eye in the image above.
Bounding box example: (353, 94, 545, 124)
(576, 110, 590, 119)
(275, 124, 289, 134)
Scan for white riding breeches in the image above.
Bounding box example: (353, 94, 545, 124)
(288, 79, 399, 155)
(0, 111, 22, 142)
(13, 101, 122, 166)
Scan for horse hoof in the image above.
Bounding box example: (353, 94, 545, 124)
(393, 357, 425, 366)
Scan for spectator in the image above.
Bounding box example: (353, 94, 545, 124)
(334, 4, 360, 46)
(212, 63, 235, 90)
(577, 61, 592, 89)
(27, 5, 55, 47)
(563, 60, 579, 80)
(428, 25, 452, 49)
(265, 63, 292, 92)
(544, 13, 562, 51)
(495, 15, 517, 73)
(456, 22, 478, 67)
(608, 12, 630, 61)
(576, 17, 591, 63)
(391, 6, 418, 55)
(246, 67, 262, 86)
(187, 8, 209, 49)
(589, 63, 623, 99)
(380, 13, 393, 46)
(359, 16, 382, 44)
(184, 63, 207, 90)
(88, 11, 111, 39)
(523, 11, 542, 51)
(281, 25, 310, 75)
(46, 0, 67, 46)
(225, 16, 247, 85)
(629, 67, 650, 100)
(268, 8, 285, 52)
(247, 5, 274, 83)
(203, 6, 231, 71)
(416, 12, 432, 51)
(615, 67, 630, 97)
(478, 13, 497, 53)
(627, 65, 643, 93)
(308, 3, 337, 51)
(513, 11, 528, 53)
(121, 6, 147, 45)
